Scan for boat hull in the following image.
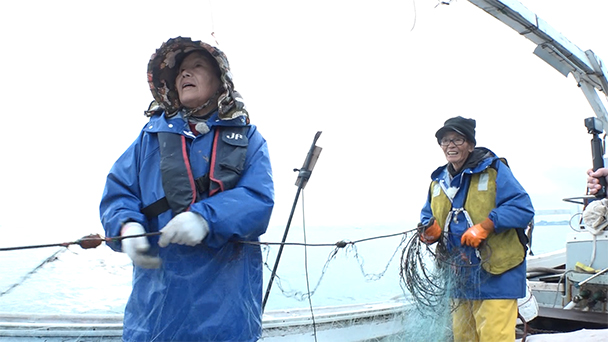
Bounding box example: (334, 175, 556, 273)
(526, 231, 608, 331)
(0, 300, 408, 342)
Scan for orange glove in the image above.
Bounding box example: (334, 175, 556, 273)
(461, 218, 494, 248)
(418, 218, 442, 244)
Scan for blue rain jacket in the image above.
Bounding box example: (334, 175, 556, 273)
(420, 149, 533, 300)
(100, 111, 274, 342)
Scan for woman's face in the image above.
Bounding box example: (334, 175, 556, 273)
(440, 131, 474, 171)
(175, 52, 221, 109)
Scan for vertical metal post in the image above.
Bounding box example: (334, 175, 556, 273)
(262, 131, 322, 312)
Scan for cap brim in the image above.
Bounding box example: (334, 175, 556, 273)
(435, 126, 465, 140)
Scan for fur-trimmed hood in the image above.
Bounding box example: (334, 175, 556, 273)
(146, 36, 247, 121)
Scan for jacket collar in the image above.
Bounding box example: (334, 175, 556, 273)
(431, 147, 498, 180)
(143, 110, 247, 134)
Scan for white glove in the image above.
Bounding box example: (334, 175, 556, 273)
(121, 222, 162, 269)
(583, 198, 608, 235)
(158, 211, 209, 247)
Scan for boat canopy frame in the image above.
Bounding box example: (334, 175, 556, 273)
(468, 0, 608, 130)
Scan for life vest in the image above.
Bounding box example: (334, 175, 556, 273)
(429, 159, 527, 275)
(141, 125, 249, 218)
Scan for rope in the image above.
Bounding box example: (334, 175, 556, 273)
(259, 228, 414, 303)
(1, 228, 411, 253)
(0, 227, 417, 304)
(0, 233, 162, 252)
(238, 230, 412, 248)
(582, 198, 608, 234)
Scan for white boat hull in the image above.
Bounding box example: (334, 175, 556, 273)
(0, 300, 409, 341)
(526, 232, 608, 327)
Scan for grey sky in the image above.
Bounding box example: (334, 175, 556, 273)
(0, 0, 606, 246)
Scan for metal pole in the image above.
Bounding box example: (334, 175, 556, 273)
(262, 131, 322, 312)
(578, 267, 608, 287)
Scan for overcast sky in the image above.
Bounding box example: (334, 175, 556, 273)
(0, 0, 607, 246)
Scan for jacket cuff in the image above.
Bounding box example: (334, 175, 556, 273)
(480, 217, 494, 231)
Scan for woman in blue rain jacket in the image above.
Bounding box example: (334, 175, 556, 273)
(100, 37, 274, 342)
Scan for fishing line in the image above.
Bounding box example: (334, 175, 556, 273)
(399, 230, 488, 317)
(0, 248, 65, 297)
(348, 232, 408, 282)
(400, 233, 444, 314)
(1, 225, 418, 312)
(259, 228, 415, 304)
(238, 230, 411, 248)
(410, 0, 417, 32)
(207, 0, 220, 46)
(0, 226, 411, 300)
(300, 190, 318, 342)
(0, 232, 163, 297)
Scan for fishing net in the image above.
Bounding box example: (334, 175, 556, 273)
(0, 224, 508, 342)
(258, 226, 488, 342)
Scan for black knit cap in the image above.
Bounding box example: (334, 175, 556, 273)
(435, 116, 476, 145)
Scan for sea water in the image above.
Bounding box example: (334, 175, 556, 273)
(0, 224, 573, 315)
(0, 224, 409, 314)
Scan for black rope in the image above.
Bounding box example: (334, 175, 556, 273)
(237, 229, 413, 248)
(258, 228, 415, 304)
(0, 232, 162, 252)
